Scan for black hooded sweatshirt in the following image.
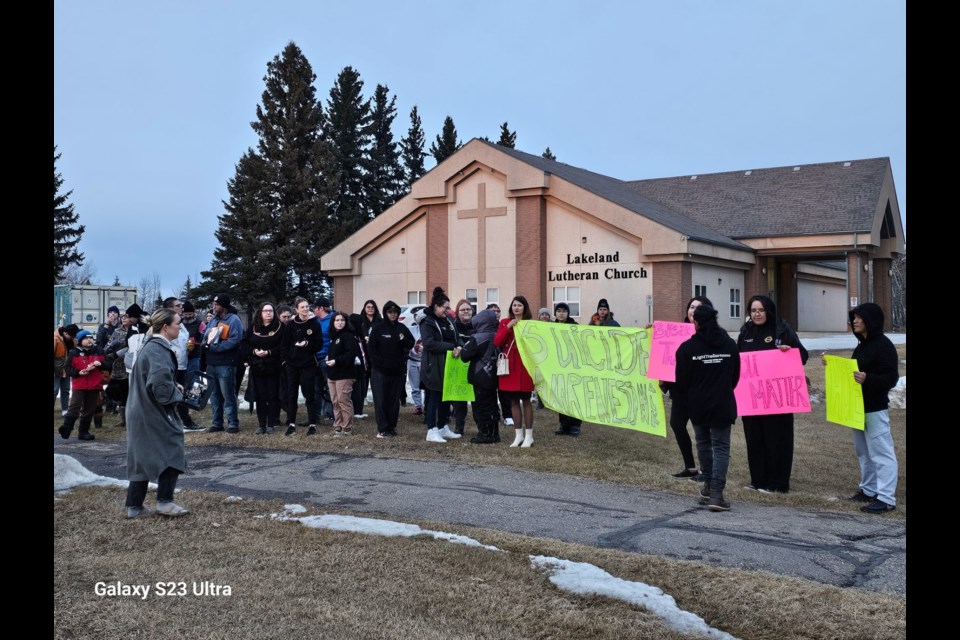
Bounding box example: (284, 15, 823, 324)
(849, 303, 899, 413)
(737, 295, 808, 364)
(674, 309, 741, 426)
(367, 300, 415, 376)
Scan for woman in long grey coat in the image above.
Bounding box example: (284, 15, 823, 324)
(125, 308, 189, 518)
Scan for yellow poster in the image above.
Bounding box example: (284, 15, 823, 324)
(513, 321, 666, 437)
(824, 355, 865, 430)
(442, 352, 475, 402)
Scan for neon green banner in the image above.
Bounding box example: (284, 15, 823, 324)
(513, 320, 666, 437)
(824, 355, 865, 430)
(442, 352, 475, 402)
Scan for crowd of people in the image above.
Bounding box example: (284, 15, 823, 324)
(54, 290, 900, 518)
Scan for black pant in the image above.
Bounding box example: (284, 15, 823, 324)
(472, 387, 499, 436)
(126, 467, 180, 507)
(742, 414, 795, 492)
(497, 389, 511, 422)
(370, 369, 403, 433)
(286, 365, 317, 426)
(252, 371, 281, 428)
(669, 401, 697, 470)
(452, 401, 469, 429)
(352, 368, 368, 414)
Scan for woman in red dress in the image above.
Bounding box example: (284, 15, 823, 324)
(494, 295, 535, 448)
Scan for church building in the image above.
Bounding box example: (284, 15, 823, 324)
(321, 140, 903, 332)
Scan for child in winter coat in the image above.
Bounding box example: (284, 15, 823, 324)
(59, 330, 106, 441)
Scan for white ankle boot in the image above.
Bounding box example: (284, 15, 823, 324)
(520, 429, 534, 448)
(509, 428, 524, 447)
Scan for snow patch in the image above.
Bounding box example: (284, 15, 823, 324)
(888, 376, 906, 409)
(531, 555, 739, 639)
(55, 454, 129, 491)
(224, 496, 243, 502)
(289, 513, 500, 551)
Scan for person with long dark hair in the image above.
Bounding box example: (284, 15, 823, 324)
(552, 302, 583, 437)
(283, 297, 323, 436)
(325, 311, 360, 436)
(661, 295, 713, 479)
(242, 302, 287, 434)
(737, 294, 808, 493)
(366, 300, 415, 437)
(349, 300, 380, 417)
(450, 298, 475, 435)
(125, 308, 189, 518)
(420, 287, 463, 443)
(494, 295, 536, 448)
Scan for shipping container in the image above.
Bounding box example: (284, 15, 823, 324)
(53, 284, 138, 331)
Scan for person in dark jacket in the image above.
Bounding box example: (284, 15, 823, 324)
(349, 300, 380, 416)
(58, 330, 106, 441)
(590, 298, 621, 327)
(674, 304, 741, 512)
(203, 294, 244, 434)
(420, 287, 463, 443)
(242, 302, 287, 434)
(552, 302, 584, 437)
(325, 311, 361, 436)
(828, 303, 900, 514)
(459, 309, 501, 444)
(737, 295, 808, 493)
(283, 297, 324, 436)
(366, 301, 415, 437)
(660, 296, 713, 478)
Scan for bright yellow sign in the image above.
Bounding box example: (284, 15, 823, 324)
(824, 355, 865, 430)
(442, 352, 475, 402)
(513, 321, 666, 437)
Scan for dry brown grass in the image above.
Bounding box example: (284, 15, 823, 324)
(54, 345, 905, 517)
(54, 487, 906, 640)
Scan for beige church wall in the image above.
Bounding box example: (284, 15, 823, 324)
(351, 216, 427, 312)
(798, 278, 848, 332)
(544, 201, 652, 327)
(690, 263, 746, 332)
(447, 173, 516, 309)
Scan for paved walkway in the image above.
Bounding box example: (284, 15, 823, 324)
(55, 438, 906, 597)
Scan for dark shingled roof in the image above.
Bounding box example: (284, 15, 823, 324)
(477, 140, 750, 251)
(621, 157, 891, 239)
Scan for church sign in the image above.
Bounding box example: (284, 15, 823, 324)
(548, 252, 648, 282)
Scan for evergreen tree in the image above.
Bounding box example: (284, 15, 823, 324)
(326, 66, 373, 237)
(542, 147, 556, 161)
(496, 121, 516, 148)
(53, 146, 84, 283)
(429, 116, 461, 164)
(399, 105, 427, 187)
(180, 275, 194, 300)
(366, 84, 405, 216)
(113, 275, 122, 286)
(200, 42, 337, 304)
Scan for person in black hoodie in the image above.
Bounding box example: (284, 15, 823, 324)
(325, 311, 361, 436)
(283, 297, 324, 436)
(737, 295, 808, 493)
(366, 300, 415, 437)
(552, 302, 584, 437)
(459, 309, 500, 444)
(825, 303, 900, 514)
(349, 300, 380, 417)
(242, 302, 287, 435)
(674, 304, 740, 512)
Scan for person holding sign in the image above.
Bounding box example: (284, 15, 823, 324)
(674, 304, 740, 511)
(660, 296, 712, 479)
(421, 288, 463, 443)
(737, 295, 808, 494)
(366, 301, 414, 438)
(495, 295, 536, 448)
(460, 309, 501, 444)
(825, 303, 900, 514)
(552, 302, 583, 437)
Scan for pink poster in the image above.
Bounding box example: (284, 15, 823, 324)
(734, 348, 811, 416)
(647, 321, 695, 382)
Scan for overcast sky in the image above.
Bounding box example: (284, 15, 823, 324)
(54, 0, 906, 301)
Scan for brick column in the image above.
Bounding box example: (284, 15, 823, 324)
(515, 196, 546, 308)
(744, 257, 766, 303)
(872, 257, 893, 332)
(652, 261, 691, 322)
(426, 204, 449, 295)
(777, 261, 798, 330)
(332, 275, 353, 315)
(846, 251, 869, 308)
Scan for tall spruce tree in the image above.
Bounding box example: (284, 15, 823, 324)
(326, 66, 373, 237)
(400, 105, 427, 187)
(429, 116, 461, 164)
(496, 121, 516, 148)
(53, 146, 84, 283)
(200, 42, 337, 304)
(542, 147, 556, 161)
(366, 84, 405, 216)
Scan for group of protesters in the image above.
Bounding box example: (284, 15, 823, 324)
(55, 289, 899, 519)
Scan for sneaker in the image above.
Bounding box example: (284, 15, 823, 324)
(156, 502, 190, 517)
(285, 425, 296, 436)
(334, 427, 343, 436)
(690, 473, 706, 483)
(254, 427, 267, 435)
(671, 469, 699, 479)
(847, 489, 875, 503)
(265, 427, 275, 434)
(757, 487, 773, 494)
(353, 414, 368, 419)
(860, 499, 895, 514)
(388, 430, 399, 437)
(226, 427, 240, 434)
(126, 506, 155, 519)
(708, 496, 732, 512)
(412, 407, 424, 416)
(554, 426, 569, 436)
(376, 432, 389, 439)
(207, 425, 225, 433)
(699, 483, 711, 499)
(78, 433, 96, 441)
(504, 417, 515, 427)
(425, 428, 447, 443)
(342, 428, 352, 436)
(438, 425, 462, 439)
(182, 424, 206, 433)
(307, 425, 317, 436)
